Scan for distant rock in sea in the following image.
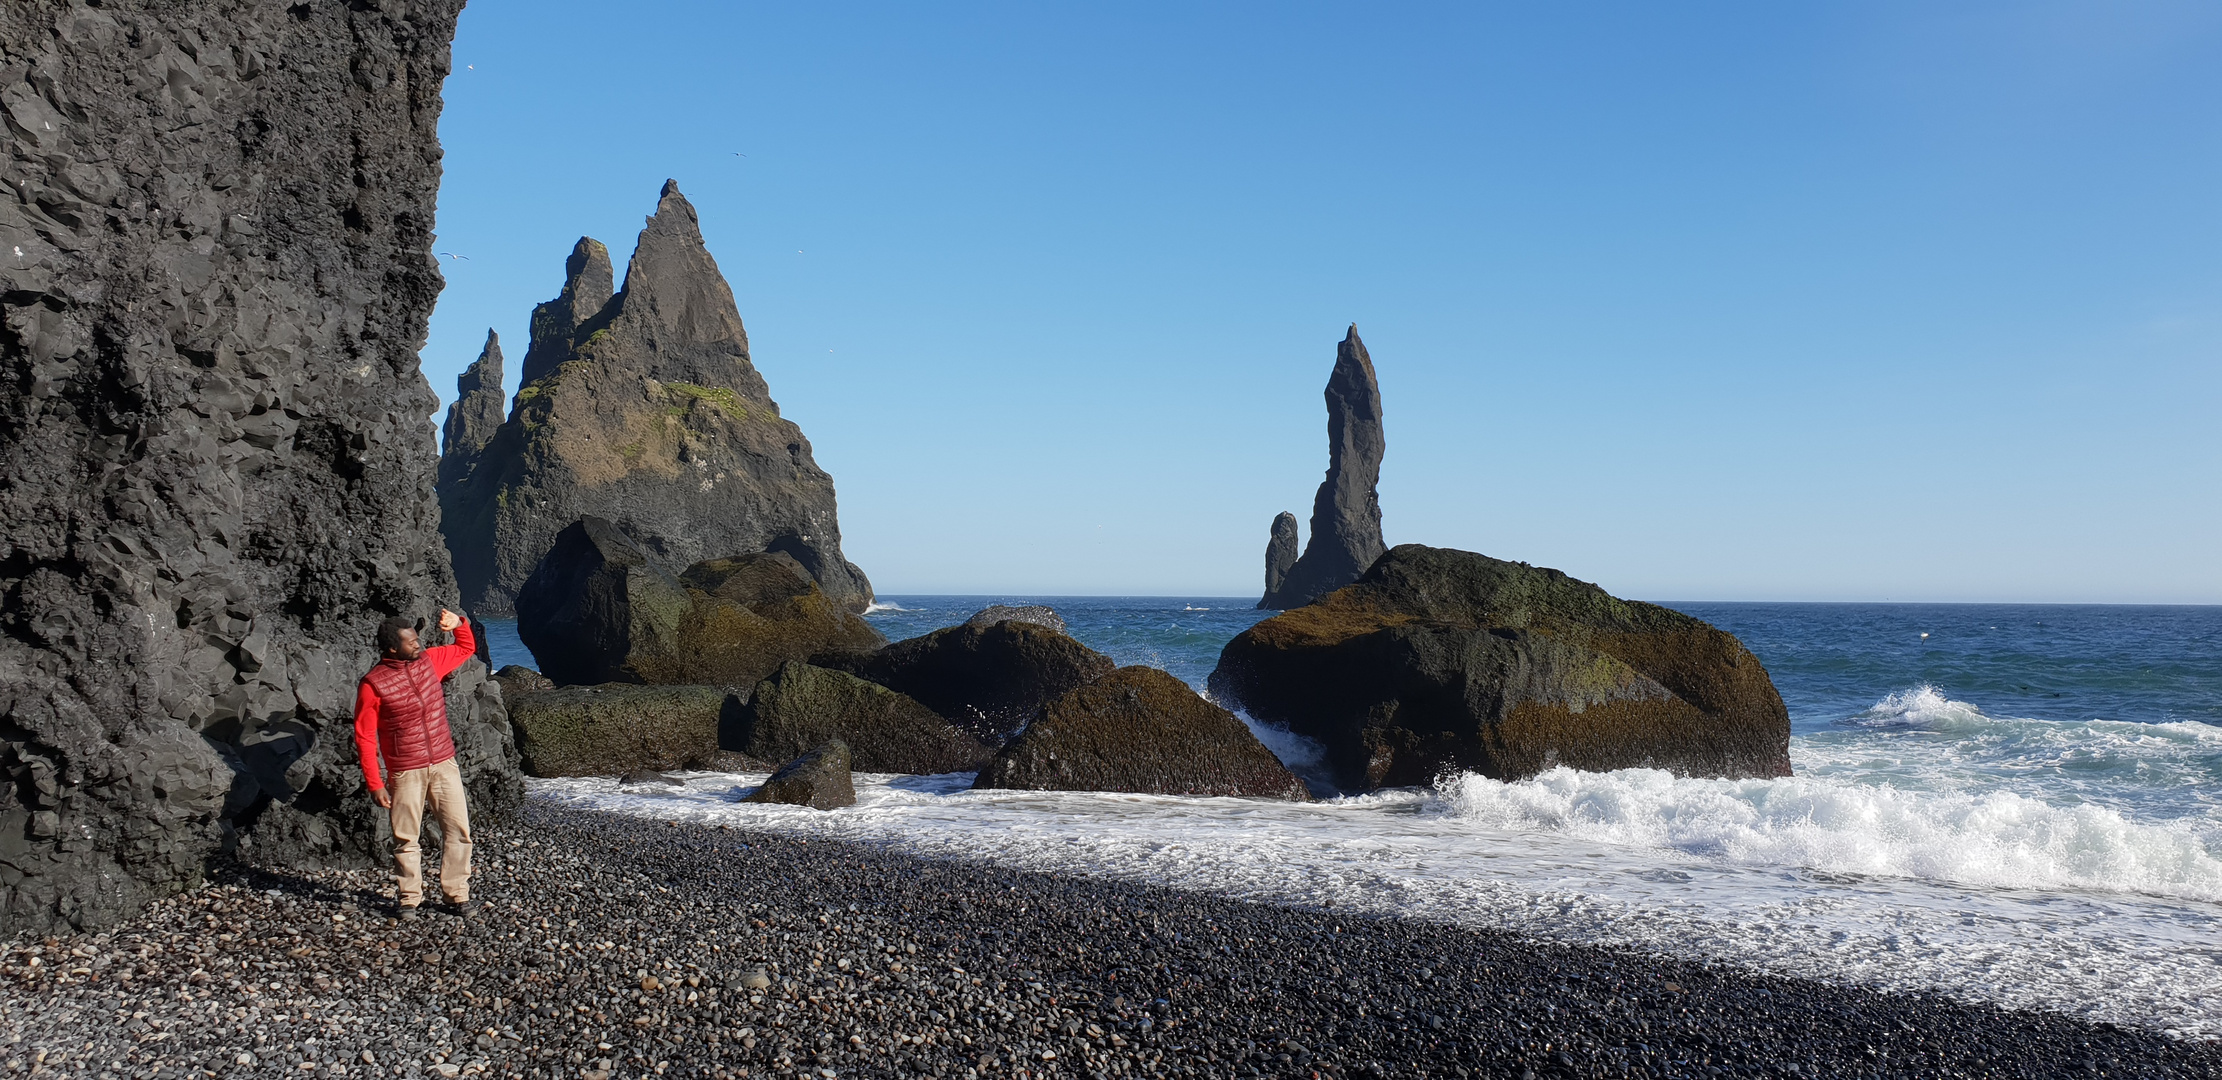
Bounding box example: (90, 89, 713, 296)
(1260, 511, 1300, 607)
(1259, 326, 1386, 609)
(0, 0, 517, 934)
(1212, 545, 1792, 790)
(974, 666, 1311, 800)
(438, 330, 507, 489)
(747, 741, 858, 811)
(438, 181, 873, 617)
(963, 605, 1068, 634)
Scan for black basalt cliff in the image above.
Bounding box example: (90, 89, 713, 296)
(438, 182, 874, 616)
(0, 0, 520, 934)
(1259, 325, 1386, 609)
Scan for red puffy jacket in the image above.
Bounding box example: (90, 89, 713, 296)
(353, 620, 477, 791)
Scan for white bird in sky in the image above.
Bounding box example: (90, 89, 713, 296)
(439, 252, 469, 261)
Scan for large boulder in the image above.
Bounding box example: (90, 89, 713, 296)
(739, 662, 990, 774)
(1259, 326, 1386, 610)
(838, 614, 1117, 744)
(507, 684, 743, 778)
(0, 0, 522, 934)
(1210, 545, 1792, 791)
(746, 741, 857, 810)
(975, 667, 1310, 800)
(437, 182, 874, 616)
(515, 517, 882, 687)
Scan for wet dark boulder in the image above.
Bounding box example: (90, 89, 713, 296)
(746, 741, 857, 810)
(974, 667, 1308, 799)
(507, 684, 743, 778)
(439, 183, 874, 616)
(0, 0, 521, 933)
(839, 615, 1117, 744)
(515, 517, 882, 687)
(1212, 545, 1793, 791)
(739, 662, 990, 775)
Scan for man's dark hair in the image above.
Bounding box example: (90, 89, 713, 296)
(376, 616, 416, 654)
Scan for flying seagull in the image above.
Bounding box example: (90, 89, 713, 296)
(438, 252, 469, 261)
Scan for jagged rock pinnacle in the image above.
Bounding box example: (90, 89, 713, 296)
(1259, 325, 1386, 609)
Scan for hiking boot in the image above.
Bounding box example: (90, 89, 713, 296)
(395, 905, 421, 922)
(448, 898, 481, 917)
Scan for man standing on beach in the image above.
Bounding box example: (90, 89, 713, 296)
(354, 609, 480, 918)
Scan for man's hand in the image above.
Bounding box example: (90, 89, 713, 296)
(371, 787, 392, 809)
(436, 608, 462, 634)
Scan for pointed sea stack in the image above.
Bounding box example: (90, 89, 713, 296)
(440, 181, 874, 615)
(438, 330, 507, 488)
(1259, 326, 1386, 609)
(1260, 511, 1300, 608)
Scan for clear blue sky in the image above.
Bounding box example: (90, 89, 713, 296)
(422, 1, 2222, 602)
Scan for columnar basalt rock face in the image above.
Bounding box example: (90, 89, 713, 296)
(0, 0, 520, 934)
(440, 183, 874, 616)
(1260, 326, 1386, 610)
(1213, 545, 1793, 791)
(437, 329, 505, 488)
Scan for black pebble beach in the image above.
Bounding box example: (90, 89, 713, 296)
(5, 803, 2215, 1080)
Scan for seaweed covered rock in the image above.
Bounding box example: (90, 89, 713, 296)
(746, 741, 856, 811)
(1211, 545, 1792, 791)
(515, 517, 881, 687)
(507, 684, 741, 778)
(975, 667, 1310, 800)
(840, 614, 1117, 744)
(739, 662, 989, 775)
(0, 0, 522, 933)
(438, 183, 873, 616)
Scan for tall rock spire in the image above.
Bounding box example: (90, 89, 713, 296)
(1259, 325, 1386, 609)
(439, 180, 874, 616)
(1260, 511, 1300, 606)
(439, 329, 507, 488)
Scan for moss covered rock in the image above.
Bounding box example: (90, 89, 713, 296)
(740, 662, 990, 774)
(974, 667, 1308, 799)
(508, 684, 741, 778)
(1210, 545, 1792, 791)
(516, 518, 882, 687)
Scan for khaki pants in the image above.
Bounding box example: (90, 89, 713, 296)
(388, 757, 472, 907)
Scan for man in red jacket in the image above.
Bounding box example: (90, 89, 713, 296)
(354, 608, 479, 918)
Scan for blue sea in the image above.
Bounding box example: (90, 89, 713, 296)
(493, 599, 2222, 1038)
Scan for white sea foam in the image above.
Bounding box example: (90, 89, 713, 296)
(1440, 765, 2222, 901)
(861, 601, 911, 614)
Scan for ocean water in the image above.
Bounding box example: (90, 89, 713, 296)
(490, 599, 2222, 1038)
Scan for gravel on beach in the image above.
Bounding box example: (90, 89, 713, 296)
(5, 802, 2215, 1080)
